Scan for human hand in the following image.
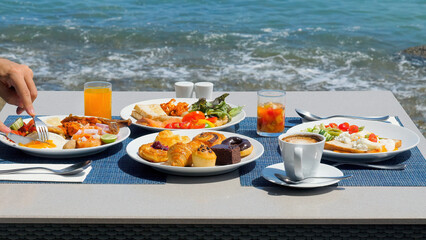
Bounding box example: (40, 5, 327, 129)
(0, 58, 37, 133)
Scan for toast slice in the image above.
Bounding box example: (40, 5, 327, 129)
(324, 138, 402, 153)
(131, 104, 168, 120)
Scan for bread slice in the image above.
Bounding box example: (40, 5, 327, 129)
(132, 104, 167, 120)
(324, 140, 367, 153)
(325, 138, 402, 153)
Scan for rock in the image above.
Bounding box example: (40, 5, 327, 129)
(401, 45, 426, 66)
(402, 45, 426, 58)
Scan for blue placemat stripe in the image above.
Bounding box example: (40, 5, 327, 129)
(237, 117, 426, 187)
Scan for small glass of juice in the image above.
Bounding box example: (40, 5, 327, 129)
(257, 90, 286, 137)
(84, 81, 112, 119)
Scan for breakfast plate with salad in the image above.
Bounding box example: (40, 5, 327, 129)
(286, 117, 420, 162)
(120, 93, 246, 131)
(0, 115, 131, 158)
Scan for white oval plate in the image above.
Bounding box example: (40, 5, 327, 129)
(262, 163, 344, 188)
(286, 117, 420, 163)
(0, 115, 130, 158)
(120, 98, 246, 131)
(126, 129, 264, 176)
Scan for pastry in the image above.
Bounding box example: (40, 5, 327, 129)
(155, 130, 190, 147)
(192, 132, 226, 147)
(192, 145, 217, 167)
(166, 142, 193, 167)
(221, 136, 253, 157)
(211, 144, 241, 165)
(138, 141, 169, 163)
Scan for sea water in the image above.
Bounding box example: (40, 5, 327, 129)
(0, 0, 424, 135)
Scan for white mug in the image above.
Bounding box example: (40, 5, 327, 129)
(278, 132, 325, 181)
(175, 81, 194, 98)
(195, 82, 214, 99)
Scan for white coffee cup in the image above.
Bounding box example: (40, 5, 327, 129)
(278, 132, 325, 181)
(175, 81, 194, 98)
(195, 82, 214, 99)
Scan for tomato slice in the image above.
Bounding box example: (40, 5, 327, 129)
(182, 111, 205, 123)
(206, 117, 217, 123)
(329, 123, 338, 129)
(348, 125, 359, 134)
(164, 123, 173, 128)
(338, 122, 350, 131)
(179, 122, 191, 129)
(368, 133, 378, 142)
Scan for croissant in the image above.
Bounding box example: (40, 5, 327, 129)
(166, 142, 193, 167)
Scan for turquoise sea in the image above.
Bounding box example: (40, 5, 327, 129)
(0, 0, 425, 135)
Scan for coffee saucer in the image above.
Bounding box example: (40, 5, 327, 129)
(262, 163, 344, 188)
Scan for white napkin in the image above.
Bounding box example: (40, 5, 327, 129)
(0, 163, 91, 182)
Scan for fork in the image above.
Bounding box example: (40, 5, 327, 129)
(33, 117, 49, 142)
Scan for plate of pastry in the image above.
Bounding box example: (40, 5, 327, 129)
(120, 94, 246, 131)
(126, 129, 264, 176)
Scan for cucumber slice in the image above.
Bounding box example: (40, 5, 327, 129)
(10, 117, 24, 131)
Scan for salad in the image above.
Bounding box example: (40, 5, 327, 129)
(303, 122, 400, 153)
(133, 93, 243, 129)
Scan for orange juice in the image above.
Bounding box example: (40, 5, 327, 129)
(84, 86, 112, 119)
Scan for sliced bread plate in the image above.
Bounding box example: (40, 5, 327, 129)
(286, 117, 420, 162)
(120, 98, 246, 131)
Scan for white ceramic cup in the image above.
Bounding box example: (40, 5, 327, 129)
(175, 81, 194, 98)
(195, 82, 214, 99)
(278, 132, 325, 181)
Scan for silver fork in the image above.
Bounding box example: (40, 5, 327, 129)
(33, 117, 49, 142)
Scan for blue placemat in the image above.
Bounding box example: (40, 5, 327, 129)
(238, 117, 426, 187)
(0, 116, 167, 184)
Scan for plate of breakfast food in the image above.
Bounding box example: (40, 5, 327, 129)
(126, 129, 264, 176)
(286, 117, 420, 162)
(120, 93, 246, 131)
(0, 115, 131, 158)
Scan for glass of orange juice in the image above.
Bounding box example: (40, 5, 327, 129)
(257, 89, 286, 137)
(84, 81, 112, 119)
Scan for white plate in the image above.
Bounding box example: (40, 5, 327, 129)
(0, 115, 130, 158)
(126, 129, 264, 176)
(286, 117, 420, 163)
(262, 163, 344, 188)
(120, 98, 246, 131)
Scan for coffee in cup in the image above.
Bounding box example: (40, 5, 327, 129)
(278, 132, 325, 181)
(282, 134, 322, 144)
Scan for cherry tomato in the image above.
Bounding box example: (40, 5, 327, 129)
(206, 117, 217, 123)
(182, 111, 205, 123)
(329, 123, 338, 129)
(179, 122, 191, 129)
(348, 125, 359, 134)
(338, 122, 350, 131)
(369, 133, 378, 142)
(189, 122, 205, 129)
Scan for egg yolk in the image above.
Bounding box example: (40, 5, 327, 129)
(19, 140, 56, 149)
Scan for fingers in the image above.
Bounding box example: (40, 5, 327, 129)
(7, 65, 36, 116)
(23, 65, 37, 102)
(0, 121, 11, 134)
(16, 106, 24, 115)
(0, 84, 21, 107)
